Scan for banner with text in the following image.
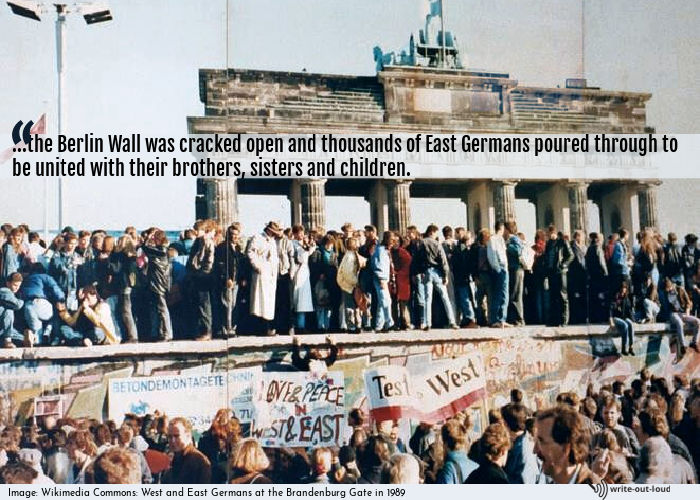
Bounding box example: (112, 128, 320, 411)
(250, 371, 345, 448)
(364, 353, 486, 423)
(108, 367, 261, 431)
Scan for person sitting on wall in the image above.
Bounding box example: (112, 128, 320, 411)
(661, 277, 699, 361)
(55, 285, 117, 347)
(609, 281, 636, 356)
(291, 335, 338, 372)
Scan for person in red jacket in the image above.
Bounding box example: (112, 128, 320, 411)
(391, 235, 413, 330)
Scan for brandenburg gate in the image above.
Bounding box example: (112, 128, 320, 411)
(187, 6, 658, 236)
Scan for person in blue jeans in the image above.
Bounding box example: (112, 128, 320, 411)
(487, 222, 510, 327)
(0, 273, 24, 348)
(20, 263, 66, 346)
(371, 231, 395, 332)
(416, 225, 458, 330)
(609, 281, 636, 355)
(450, 231, 478, 328)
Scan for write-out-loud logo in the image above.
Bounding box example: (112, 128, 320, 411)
(12, 119, 34, 151)
(589, 481, 609, 500)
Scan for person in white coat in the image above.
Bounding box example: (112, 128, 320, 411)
(291, 225, 314, 333)
(246, 221, 281, 336)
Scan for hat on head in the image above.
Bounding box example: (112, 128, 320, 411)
(265, 221, 283, 237)
(61, 226, 75, 234)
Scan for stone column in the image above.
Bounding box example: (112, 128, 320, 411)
(299, 179, 327, 230)
(567, 181, 590, 236)
(387, 180, 412, 233)
(638, 181, 660, 230)
(198, 178, 238, 228)
(367, 180, 389, 234)
(492, 180, 517, 223)
(464, 182, 491, 231)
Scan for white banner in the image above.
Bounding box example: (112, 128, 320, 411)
(363, 353, 486, 423)
(108, 367, 261, 431)
(250, 371, 345, 447)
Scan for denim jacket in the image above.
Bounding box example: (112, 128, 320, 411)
(371, 245, 391, 282)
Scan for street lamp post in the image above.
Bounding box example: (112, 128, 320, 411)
(7, 0, 112, 235)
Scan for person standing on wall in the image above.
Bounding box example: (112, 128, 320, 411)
(505, 220, 525, 326)
(544, 226, 574, 327)
(415, 224, 458, 331)
(487, 222, 510, 328)
(246, 221, 281, 336)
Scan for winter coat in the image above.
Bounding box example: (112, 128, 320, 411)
(214, 242, 243, 285)
(246, 233, 279, 321)
(291, 241, 313, 313)
(391, 247, 412, 301)
(310, 246, 339, 306)
(585, 244, 608, 280)
(142, 245, 171, 295)
(107, 252, 138, 293)
(337, 250, 362, 294)
(544, 237, 574, 275)
(451, 243, 474, 287)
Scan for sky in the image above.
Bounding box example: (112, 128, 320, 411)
(1, 0, 699, 235)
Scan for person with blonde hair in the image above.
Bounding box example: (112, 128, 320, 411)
(230, 439, 272, 484)
(109, 235, 138, 343)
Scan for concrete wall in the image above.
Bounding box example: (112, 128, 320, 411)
(1, 325, 697, 429)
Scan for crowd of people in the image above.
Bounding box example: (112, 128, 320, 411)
(0, 375, 697, 485)
(0, 220, 699, 356)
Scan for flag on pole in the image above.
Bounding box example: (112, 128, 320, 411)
(0, 113, 47, 164)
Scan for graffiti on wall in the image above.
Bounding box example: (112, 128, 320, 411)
(0, 332, 698, 428)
